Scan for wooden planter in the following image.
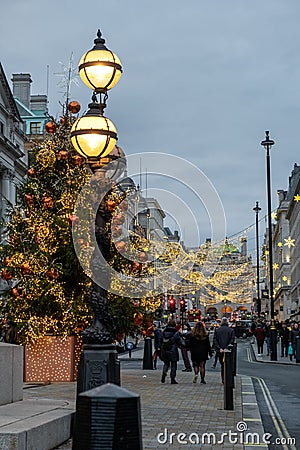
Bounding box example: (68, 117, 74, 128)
(24, 335, 82, 382)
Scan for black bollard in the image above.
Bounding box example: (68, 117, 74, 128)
(143, 337, 153, 370)
(296, 336, 300, 364)
(72, 383, 142, 450)
(224, 350, 234, 410)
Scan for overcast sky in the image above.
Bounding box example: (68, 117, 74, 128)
(1, 0, 300, 251)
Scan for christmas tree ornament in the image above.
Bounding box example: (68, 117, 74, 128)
(25, 194, 34, 205)
(111, 225, 122, 238)
(107, 199, 116, 211)
(72, 155, 83, 165)
(3, 257, 11, 267)
(112, 213, 125, 225)
(36, 148, 56, 168)
(12, 287, 20, 297)
(46, 268, 59, 280)
(68, 101, 81, 114)
(119, 200, 128, 212)
(58, 150, 69, 160)
(42, 197, 54, 209)
(1, 268, 13, 280)
(115, 240, 127, 253)
(138, 252, 148, 262)
(45, 121, 57, 134)
(27, 168, 35, 177)
(21, 263, 32, 276)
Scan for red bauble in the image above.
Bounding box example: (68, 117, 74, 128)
(25, 194, 34, 205)
(1, 268, 13, 280)
(72, 155, 83, 165)
(21, 262, 32, 276)
(27, 168, 35, 177)
(111, 225, 122, 238)
(133, 312, 143, 326)
(107, 199, 116, 211)
(138, 252, 148, 262)
(112, 213, 125, 226)
(115, 240, 127, 253)
(45, 121, 56, 134)
(132, 261, 142, 273)
(68, 101, 81, 114)
(68, 214, 79, 226)
(58, 150, 69, 160)
(46, 268, 59, 280)
(42, 196, 53, 209)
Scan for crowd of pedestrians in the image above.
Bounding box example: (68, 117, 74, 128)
(154, 317, 234, 385)
(250, 318, 300, 360)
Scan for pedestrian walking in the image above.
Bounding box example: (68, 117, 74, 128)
(180, 323, 192, 372)
(289, 322, 300, 359)
(153, 324, 162, 369)
(189, 322, 212, 384)
(279, 322, 290, 357)
(213, 317, 235, 383)
(264, 321, 271, 356)
(160, 320, 182, 384)
(254, 321, 266, 355)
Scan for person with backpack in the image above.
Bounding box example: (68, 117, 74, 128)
(160, 320, 182, 384)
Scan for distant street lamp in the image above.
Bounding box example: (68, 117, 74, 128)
(260, 131, 277, 361)
(253, 201, 261, 316)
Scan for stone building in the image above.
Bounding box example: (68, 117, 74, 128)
(0, 63, 27, 217)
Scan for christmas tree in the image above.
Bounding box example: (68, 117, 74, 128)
(0, 104, 93, 344)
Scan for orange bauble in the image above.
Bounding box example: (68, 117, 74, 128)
(1, 268, 13, 280)
(68, 101, 81, 114)
(72, 155, 83, 165)
(58, 150, 69, 160)
(12, 287, 20, 297)
(21, 262, 32, 276)
(133, 312, 143, 326)
(27, 168, 35, 177)
(25, 194, 34, 205)
(107, 199, 116, 211)
(138, 252, 148, 262)
(46, 268, 59, 280)
(3, 257, 11, 267)
(115, 240, 127, 253)
(111, 226, 122, 238)
(45, 121, 56, 134)
(112, 213, 125, 225)
(42, 196, 53, 209)
(68, 214, 79, 226)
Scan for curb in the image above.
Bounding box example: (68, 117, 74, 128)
(250, 343, 299, 366)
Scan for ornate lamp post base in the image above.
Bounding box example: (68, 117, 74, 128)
(77, 344, 120, 396)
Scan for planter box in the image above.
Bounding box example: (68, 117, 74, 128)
(24, 336, 82, 382)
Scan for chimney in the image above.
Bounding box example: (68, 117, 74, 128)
(11, 73, 32, 109)
(30, 95, 48, 113)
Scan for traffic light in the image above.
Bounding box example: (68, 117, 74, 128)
(179, 298, 186, 312)
(169, 298, 176, 313)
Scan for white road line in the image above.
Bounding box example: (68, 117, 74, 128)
(254, 376, 296, 450)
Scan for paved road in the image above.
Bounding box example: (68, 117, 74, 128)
(237, 339, 299, 450)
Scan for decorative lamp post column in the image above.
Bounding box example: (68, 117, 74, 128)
(260, 131, 277, 361)
(71, 29, 125, 392)
(253, 201, 261, 317)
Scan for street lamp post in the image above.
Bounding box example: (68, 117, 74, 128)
(260, 131, 277, 361)
(253, 201, 261, 317)
(71, 29, 125, 392)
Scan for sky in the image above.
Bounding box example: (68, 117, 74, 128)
(1, 0, 300, 252)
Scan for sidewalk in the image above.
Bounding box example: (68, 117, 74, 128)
(250, 340, 299, 365)
(51, 346, 266, 449)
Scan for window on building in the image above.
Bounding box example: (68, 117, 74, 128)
(0, 121, 4, 135)
(30, 122, 41, 134)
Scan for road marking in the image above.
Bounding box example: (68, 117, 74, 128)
(247, 348, 253, 362)
(253, 376, 297, 450)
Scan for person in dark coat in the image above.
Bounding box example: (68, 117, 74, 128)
(189, 322, 212, 384)
(290, 322, 300, 359)
(160, 320, 182, 384)
(0, 320, 18, 344)
(153, 324, 162, 369)
(213, 317, 235, 383)
(254, 322, 266, 355)
(279, 322, 290, 357)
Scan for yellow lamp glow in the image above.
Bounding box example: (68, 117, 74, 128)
(70, 102, 117, 160)
(79, 30, 122, 93)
